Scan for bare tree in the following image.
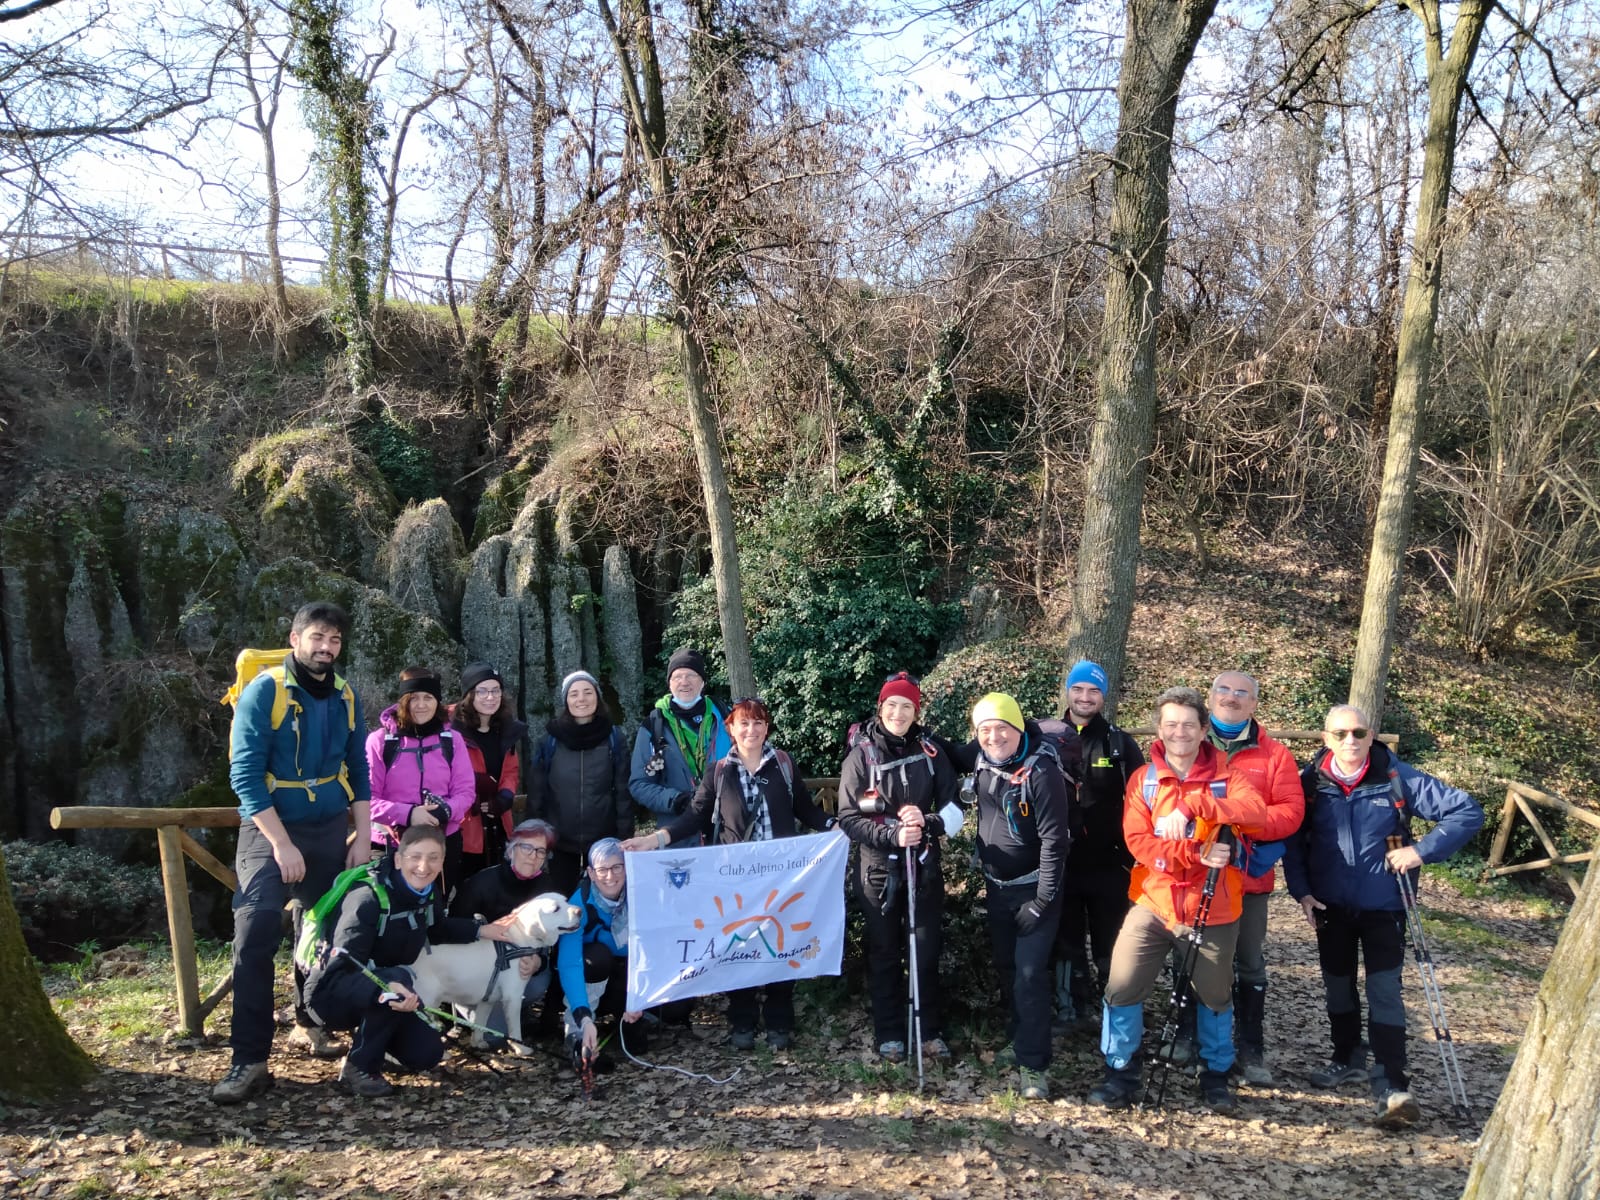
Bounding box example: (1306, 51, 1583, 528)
(1062, 0, 1218, 709)
(1346, 0, 1490, 726)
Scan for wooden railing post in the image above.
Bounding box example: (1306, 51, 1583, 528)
(155, 825, 203, 1037)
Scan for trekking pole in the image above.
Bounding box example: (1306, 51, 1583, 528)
(905, 846, 924, 1093)
(1143, 826, 1235, 1111)
(1386, 836, 1471, 1120)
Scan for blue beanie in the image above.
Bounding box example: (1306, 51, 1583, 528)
(1065, 660, 1109, 693)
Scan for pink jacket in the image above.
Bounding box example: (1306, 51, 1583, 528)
(366, 705, 476, 845)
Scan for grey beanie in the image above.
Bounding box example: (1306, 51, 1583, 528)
(559, 669, 602, 710)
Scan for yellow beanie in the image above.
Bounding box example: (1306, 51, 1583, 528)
(971, 692, 1025, 733)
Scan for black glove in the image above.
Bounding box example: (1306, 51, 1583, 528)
(1015, 899, 1046, 936)
(672, 791, 692, 815)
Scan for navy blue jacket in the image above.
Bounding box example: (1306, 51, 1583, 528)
(1284, 744, 1483, 912)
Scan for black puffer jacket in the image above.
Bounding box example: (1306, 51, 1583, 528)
(527, 712, 633, 857)
(837, 721, 961, 865)
(449, 859, 554, 923)
(971, 719, 1072, 910)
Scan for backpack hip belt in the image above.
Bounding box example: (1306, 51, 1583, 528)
(266, 769, 355, 803)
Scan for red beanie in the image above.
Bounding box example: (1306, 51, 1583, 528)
(878, 672, 922, 710)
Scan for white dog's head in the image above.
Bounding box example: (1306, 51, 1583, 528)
(502, 892, 584, 948)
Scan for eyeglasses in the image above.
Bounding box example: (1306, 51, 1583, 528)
(1212, 685, 1254, 699)
(731, 696, 766, 707)
(883, 672, 920, 686)
(591, 864, 626, 877)
(509, 843, 548, 858)
(473, 686, 503, 698)
(1327, 727, 1370, 741)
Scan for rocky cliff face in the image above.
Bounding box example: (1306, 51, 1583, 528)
(0, 444, 658, 844)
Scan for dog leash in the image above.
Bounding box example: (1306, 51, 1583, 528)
(617, 1021, 741, 1086)
(329, 947, 542, 1054)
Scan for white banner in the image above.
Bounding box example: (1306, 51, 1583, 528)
(625, 830, 849, 1010)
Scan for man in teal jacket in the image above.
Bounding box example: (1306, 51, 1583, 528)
(213, 601, 373, 1104)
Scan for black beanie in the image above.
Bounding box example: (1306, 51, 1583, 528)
(666, 647, 707, 682)
(461, 661, 502, 693)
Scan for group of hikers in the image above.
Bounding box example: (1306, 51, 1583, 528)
(213, 600, 1483, 1131)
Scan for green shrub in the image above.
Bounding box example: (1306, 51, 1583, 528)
(5, 840, 166, 961)
(919, 639, 1063, 743)
(354, 413, 434, 505)
(663, 487, 960, 775)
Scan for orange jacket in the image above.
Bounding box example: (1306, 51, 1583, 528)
(1211, 726, 1305, 895)
(1124, 741, 1269, 931)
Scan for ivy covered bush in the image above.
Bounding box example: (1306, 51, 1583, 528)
(920, 638, 1064, 743)
(5, 840, 166, 961)
(664, 487, 961, 775)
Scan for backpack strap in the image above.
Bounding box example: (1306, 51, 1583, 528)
(1141, 762, 1159, 808)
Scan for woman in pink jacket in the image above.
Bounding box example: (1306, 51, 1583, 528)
(367, 666, 476, 893)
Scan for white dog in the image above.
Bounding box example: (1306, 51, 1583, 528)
(407, 891, 581, 1055)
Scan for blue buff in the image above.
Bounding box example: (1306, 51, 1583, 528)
(1210, 716, 1248, 739)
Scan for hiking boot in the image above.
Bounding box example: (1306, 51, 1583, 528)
(1019, 1068, 1050, 1101)
(1374, 1089, 1421, 1129)
(923, 1037, 951, 1060)
(338, 1057, 393, 1098)
(1310, 1058, 1369, 1089)
(1200, 1069, 1238, 1115)
(1157, 1034, 1196, 1067)
(729, 1027, 756, 1051)
(995, 1043, 1018, 1067)
(878, 1040, 906, 1063)
(766, 1031, 792, 1051)
(286, 1023, 341, 1059)
(1237, 1047, 1273, 1086)
(211, 1061, 271, 1105)
(1086, 1063, 1142, 1110)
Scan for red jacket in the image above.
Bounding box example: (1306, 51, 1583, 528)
(1210, 726, 1305, 895)
(1124, 741, 1270, 931)
(448, 706, 525, 856)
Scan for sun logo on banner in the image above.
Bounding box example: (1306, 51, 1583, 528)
(694, 889, 818, 969)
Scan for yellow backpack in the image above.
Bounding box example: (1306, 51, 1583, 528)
(223, 647, 359, 801)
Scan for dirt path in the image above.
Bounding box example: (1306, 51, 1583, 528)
(2, 884, 1558, 1200)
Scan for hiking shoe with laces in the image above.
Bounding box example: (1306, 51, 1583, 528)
(995, 1043, 1018, 1067)
(923, 1037, 951, 1060)
(1237, 1047, 1273, 1086)
(286, 1023, 341, 1059)
(1019, 1068, 1049, 1101)
(729, 1027, 756, 1051)
(878, 1040, 906, 1063)
(1310, 1058, 1369, 1088)
(1086, 1066, 1141, 1109)
(211, 1061, 271, 1105)
(1374, 1089, 1421, 1129)
(338, 1057, 393, 1098)
(1200, 1069, 1238, 1115)
(766, 1031, 792, 1051)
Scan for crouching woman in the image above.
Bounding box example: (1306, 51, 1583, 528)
(304, 825, 512, 1097)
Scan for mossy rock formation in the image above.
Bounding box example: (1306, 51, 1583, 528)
(602, 545, 643, 730)
(232, 429, 398, 581)
(0, 486, 228, 840)
(380, 498, 466, 631)
(244, 557, 463, 725)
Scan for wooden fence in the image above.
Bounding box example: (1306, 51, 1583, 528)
(1484, 782, 1600, 900)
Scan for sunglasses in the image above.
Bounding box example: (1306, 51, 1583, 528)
(1327, 727, 1370, 741)
(883, 671, 920, 686)
(1211, 685, 1254, 698)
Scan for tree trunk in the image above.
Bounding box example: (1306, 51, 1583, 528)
(1063, 0, 1217, 715)
(1461, 845, 1600, 1198)
(595, 0, 756, 698)
(1348, 0, 1488, 728)
(0, 843, 95, 1102)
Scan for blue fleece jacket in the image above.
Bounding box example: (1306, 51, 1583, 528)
(229, 660, 372, 822)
